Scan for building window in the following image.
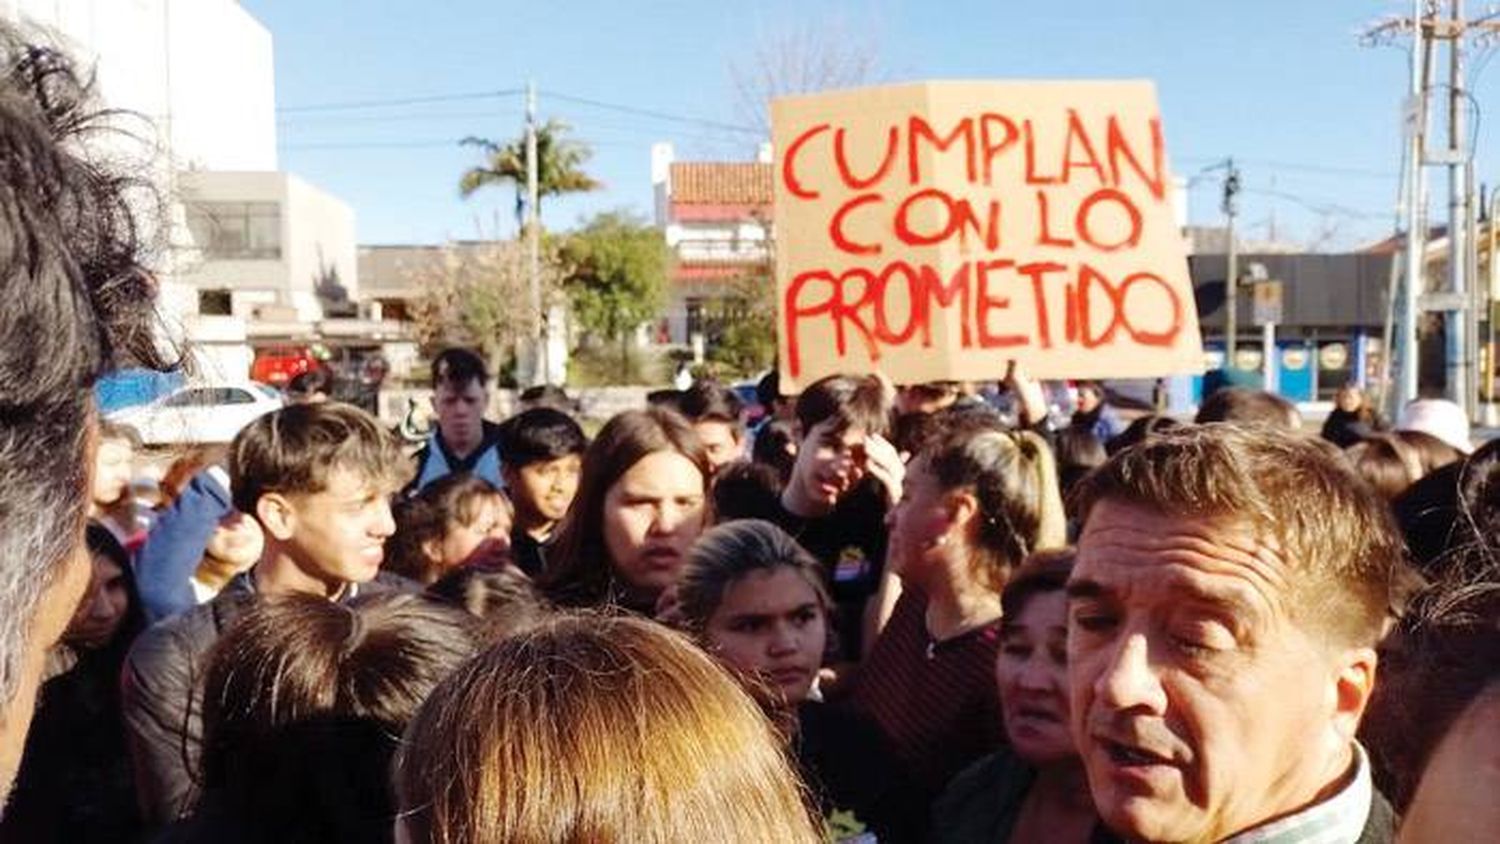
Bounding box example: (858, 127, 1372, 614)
(198, 289, 232, 315)
(186, 201, 281, 260)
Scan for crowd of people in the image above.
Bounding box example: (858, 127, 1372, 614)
(2, 21, 1500, 844)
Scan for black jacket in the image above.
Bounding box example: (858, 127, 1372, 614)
(120, 571, 411, 830)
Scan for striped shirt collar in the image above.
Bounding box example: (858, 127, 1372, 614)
(1223, 743, 1373, 844)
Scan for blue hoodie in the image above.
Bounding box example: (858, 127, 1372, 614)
(134, 467, 233, 624)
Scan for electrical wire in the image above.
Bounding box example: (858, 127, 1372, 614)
(277, 89, 524, 113)
(1240, 187, 1390, 222)
(278, 109, 524, 127)
(1177, 155, 1396, 181)
(281, 139, 463, 151)
(539, 89, 760, 135)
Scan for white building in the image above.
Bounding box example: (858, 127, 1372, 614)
(651, 142, 773, 345)
(3, 0, 357, 381)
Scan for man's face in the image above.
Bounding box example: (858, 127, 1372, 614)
(693, 419, 744, 475)
(1068, 500, 1351, 843)
(0, 533, 90, 796)
(790, 421, 867, 509)
(433, 380, 487, 447)
(91, 438, 133, 508)
(279, 468, 396, 589)
(507, 454, 582, 526)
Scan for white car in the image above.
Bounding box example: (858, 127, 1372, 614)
(107, 381, 284, 445)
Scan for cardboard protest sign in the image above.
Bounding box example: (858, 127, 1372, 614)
(772, 80, 1204, 389)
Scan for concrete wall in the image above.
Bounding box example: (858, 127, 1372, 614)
(176, 171, 358, 323)
(165, 0, 276, 171)
(7, 0, 275, 171)
(286, 173, 359, 306)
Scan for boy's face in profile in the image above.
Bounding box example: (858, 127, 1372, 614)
(278, 467, 397, 587)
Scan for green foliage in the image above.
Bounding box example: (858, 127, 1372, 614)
(700, 269, 777, 379)
(567, 339, 668, 387)
(458, 120, 601, 225)
(561, 211, 671, 354)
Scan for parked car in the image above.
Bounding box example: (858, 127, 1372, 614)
(107, 381, 283, 445)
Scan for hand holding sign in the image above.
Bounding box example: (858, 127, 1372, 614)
(772, 80, 1204, 389)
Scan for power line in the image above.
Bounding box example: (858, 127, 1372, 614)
(281, 139, 462, 151)
(279, 108, 524, 127)
(540, 89, 760, 135)
(1240, 187, 1389, 221)
(276, 89, 524, 114)
(1177, 155, 1396, 181)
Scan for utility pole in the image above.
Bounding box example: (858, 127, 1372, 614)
(1364, 1, 1500, 416)
(526, 80, 546, 386)
(1444, 0, 1469, 413)
(1223, 160, 1240, 369)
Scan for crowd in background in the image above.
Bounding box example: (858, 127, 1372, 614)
(2, 20, 1500, 844)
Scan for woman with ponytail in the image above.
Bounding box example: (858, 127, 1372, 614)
(846, 413, 1065, 807)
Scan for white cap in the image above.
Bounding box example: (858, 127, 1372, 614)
(1396, 398, 1472, 453)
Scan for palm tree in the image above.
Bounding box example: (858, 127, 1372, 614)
(459, 119, 602, 228)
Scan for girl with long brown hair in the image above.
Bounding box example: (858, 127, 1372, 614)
(538, 407, 709, 613)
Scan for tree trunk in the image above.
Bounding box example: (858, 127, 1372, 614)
(619, 330, 629, 383)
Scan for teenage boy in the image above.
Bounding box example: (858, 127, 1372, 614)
(407, 347, 505, 495)
(498, 407, 586, 577)
(768, 374, 903, 663)
(122, 403, 411, 828)
(679, 381, 747, 475)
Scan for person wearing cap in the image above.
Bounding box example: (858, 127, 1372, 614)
(1395, 398, 1471, 455)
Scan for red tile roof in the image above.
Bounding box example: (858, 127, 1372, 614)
(671, 162, 773, 205)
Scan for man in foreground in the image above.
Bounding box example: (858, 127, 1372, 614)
(1067, 425, 1408, 843)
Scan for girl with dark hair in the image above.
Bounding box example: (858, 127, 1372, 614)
(1, 524, 148, 840)
(539, 407, 709, 613)
(676, 520, 924, 842)
(162, 592, 479, 843)
(385, 473, 512, 584)
(848, 416, 1066, 806)
(1345, 434, 1424, 502)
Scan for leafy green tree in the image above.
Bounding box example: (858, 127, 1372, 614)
(459, 120, 601, 226)
(701, 269, 776, 378)
(561, 212, 670, 380)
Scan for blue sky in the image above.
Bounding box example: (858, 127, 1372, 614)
(244, 1, 1478, 251)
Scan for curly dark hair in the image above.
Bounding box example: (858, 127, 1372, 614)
(0, 24, 178, 707)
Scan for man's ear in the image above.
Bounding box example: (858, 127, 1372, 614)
(1331, 646, 1378, 743)
(255, 492, 298, 542)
